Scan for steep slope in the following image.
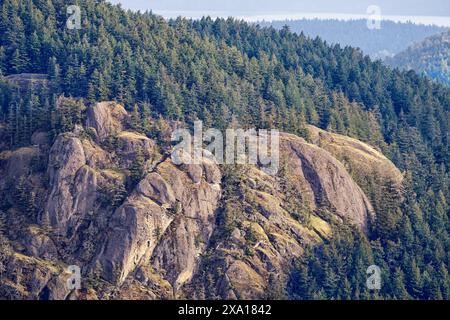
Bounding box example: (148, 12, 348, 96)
(385, 31, 450, 86)
(0, 102, 394, 300)
(186, 132, 375, 299)
(307, 125, 403, 184)
(0, 0, 448, 300)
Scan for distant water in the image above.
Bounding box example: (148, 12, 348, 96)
(152, 11, 450, 27)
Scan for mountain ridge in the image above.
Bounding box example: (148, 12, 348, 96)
(385, 30, 450, 86)
(0, 100, 397, 299)
(0, 0, 448, 300)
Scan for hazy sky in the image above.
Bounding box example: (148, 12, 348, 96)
(110, 0, 450, 16)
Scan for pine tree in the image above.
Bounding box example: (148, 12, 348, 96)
(291, 264, 310, 299)
(48, 57, 61, 92)
(375, 178, 402, 240)
(10, 48, 27, 73)
(323, 268, 339, 298)
(340, 278, 353, 300)
(130, 148, 145, 187)
(407, 258, 423, 298)
(129, 104, 142, 132)
(392, 268, 409, 299)
(438, 264, 450, 299)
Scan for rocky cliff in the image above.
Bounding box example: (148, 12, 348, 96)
(0, 102, 402, 300)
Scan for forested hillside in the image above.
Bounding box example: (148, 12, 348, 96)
(260, 19, 448, 59)
(0, 0, 449, 300)
(386, 31, 450, 87)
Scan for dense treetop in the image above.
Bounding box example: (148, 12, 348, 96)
(386, 31, 450, 87)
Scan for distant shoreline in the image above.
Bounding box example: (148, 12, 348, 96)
(150, 11, 450, 27)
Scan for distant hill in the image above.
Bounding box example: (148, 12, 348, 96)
(385, 31, 450, 86)
(260, 19, 448, 59)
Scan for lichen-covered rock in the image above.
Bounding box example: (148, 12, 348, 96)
(0, 101, 404, 300)
(86, 102, 128, 140)
(0, 253, 70, 300)
(96, 157, 222, 290)
(223, 261, 266, 299)
(81, 139, 112, 169)
(44, 135, 90, 233)
(43, 131, 123, 237)
(21, 226, 59, 261)
(113, 267, 173, 300)
(135, 172, 177, 206)
(187, 164, 323, 299)
(307, 125, 403, 186)
(116, 131, 155, 167)
(150, 160, 222, 291)
(280, 133, 375, 230)
(185, 164, 203, 184)
(187, 133, 375, 299)
(95, 196, 173, 284)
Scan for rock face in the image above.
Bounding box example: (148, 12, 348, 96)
(187, 165, 319, 299)
(43, 135, 118, 237)
(86, 102, 128, 140)
(307, 125, 403, 186)
(186, 133, 374, 299)
(280, 133, 375, 230)
(0, 101, 402, 300)
(95, 191, 173, 284)
(44, 135, 90, 233)
(116, 131, 155, 167)
(96, 158, 222, 288)
(0, 253, 71, 300)
(150, 160, 222, 291)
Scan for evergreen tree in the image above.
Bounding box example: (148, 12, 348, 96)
(130, 147, 145, 188)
